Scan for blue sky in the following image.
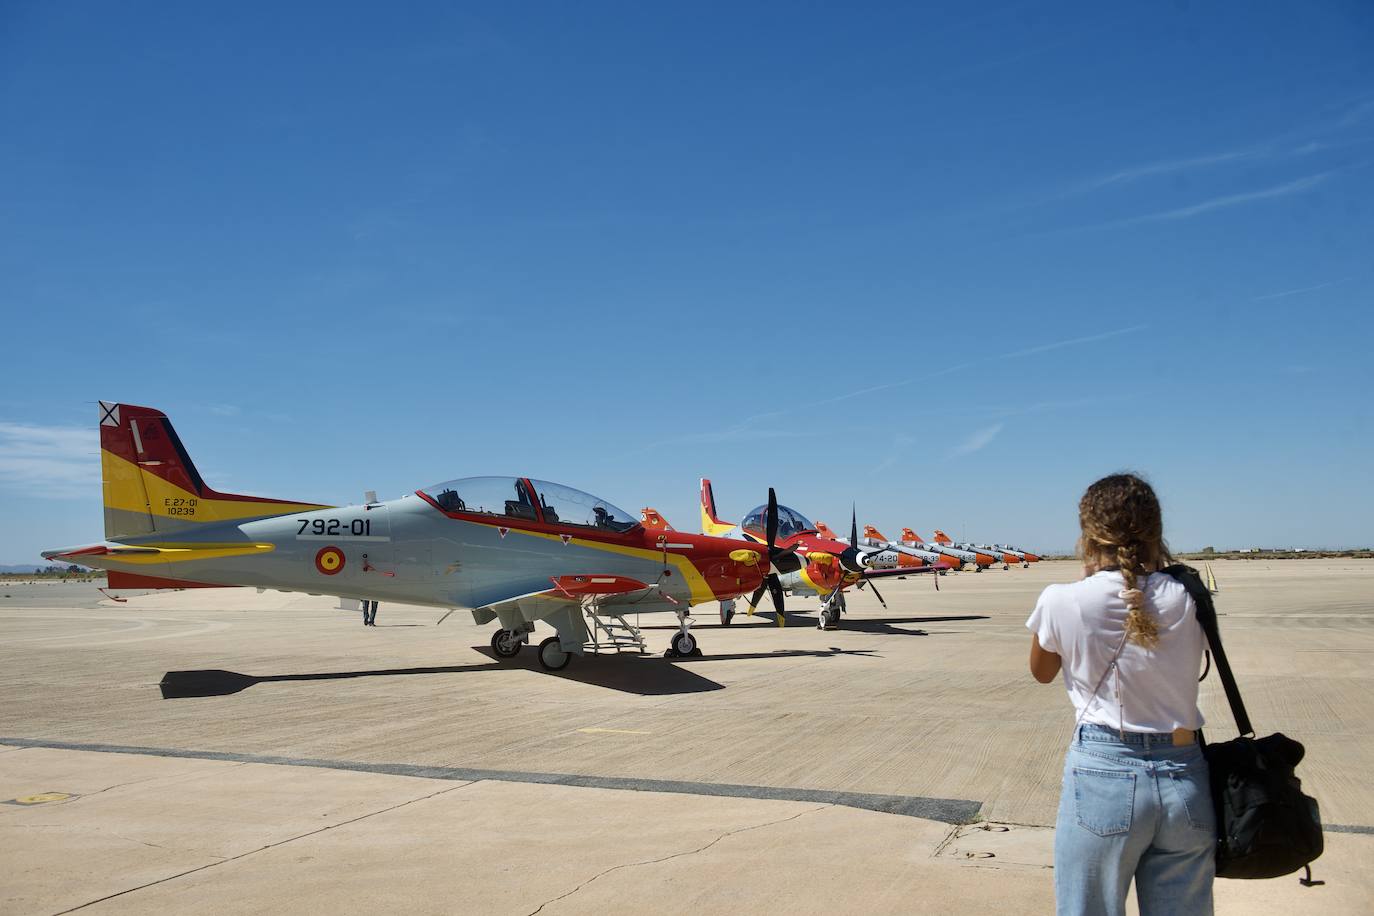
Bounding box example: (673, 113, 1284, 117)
(2, 1, 1372, 563)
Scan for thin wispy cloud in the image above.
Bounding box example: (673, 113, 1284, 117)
(948, 423, 1004, 458)
(1336, 96, 1374, 129)
(669, 426, 817, 446)
(1030, 97, 1372, 214)
(1081, 149, 1258, 193)
(869, 433, 918, 475)
(1253, 278, 1348, 302)
(1045, 172, 1337, 237)
(810, 324, 1147, 409)
(0, 421, 99, 499)
(1122, 172, 1331, 224)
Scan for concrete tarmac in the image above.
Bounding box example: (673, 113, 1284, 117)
(2, 559, 1371, 913)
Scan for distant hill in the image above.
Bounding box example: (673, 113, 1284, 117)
(0, 563, 96, 574)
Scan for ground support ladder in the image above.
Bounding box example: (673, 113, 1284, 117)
(583, 605, 649, 656)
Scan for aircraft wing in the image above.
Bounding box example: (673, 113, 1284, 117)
(470, 575, 681, 625)
(860, 564, 949, 581)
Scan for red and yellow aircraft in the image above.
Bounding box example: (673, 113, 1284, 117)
(44, 402, 803, 669)
(698, 479, 948, 629)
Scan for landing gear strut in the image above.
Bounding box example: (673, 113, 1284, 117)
(665, 609, 702, 658)
(720, 599, 735, 626)
(819, 590, 846, 630)
(491, 628, 524, 658)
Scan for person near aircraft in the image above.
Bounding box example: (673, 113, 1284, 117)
(363, 600, 378, 626)
(1026, 473, 1212, 916)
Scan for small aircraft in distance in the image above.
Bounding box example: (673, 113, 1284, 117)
(699, 479, 947, 629)
(898, 529, 997, 572)
(931, 530, 1040, 568)
(43, 402, 804, 670)
(813, 521, 929, 571)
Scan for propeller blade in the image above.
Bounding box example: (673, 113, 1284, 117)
(867, 578, 888, 609)
(850, 505, 858, 547)
(746, 582, 767, 614)
(767, 574, 786, 627)
(766, 487, 779, 552)
(770, 542, 801, 574)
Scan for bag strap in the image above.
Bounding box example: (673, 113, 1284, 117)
(1074, 627, 1131, 734)
(1162, 564, 1254, 737)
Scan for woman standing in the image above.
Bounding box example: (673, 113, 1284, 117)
(1027, 474, 1215, 916)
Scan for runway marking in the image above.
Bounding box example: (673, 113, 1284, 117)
(577, 728, 653, 735)
(0, 736, 983, 825)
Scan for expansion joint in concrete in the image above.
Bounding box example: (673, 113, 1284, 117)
(526, 803, 832, 916)
(51, 780, 479, 914)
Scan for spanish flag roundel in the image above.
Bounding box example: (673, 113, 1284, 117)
(315, 546, 346, 575)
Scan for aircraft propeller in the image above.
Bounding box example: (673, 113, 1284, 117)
(745, 487, 799, 626)
(838, 504, 870, 573)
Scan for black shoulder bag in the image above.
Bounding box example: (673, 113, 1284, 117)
(1162, 564, 1325, 885)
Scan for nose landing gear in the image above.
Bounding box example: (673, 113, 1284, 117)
(665, 609, 702, 657)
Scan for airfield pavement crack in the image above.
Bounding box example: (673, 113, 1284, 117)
(51, 780, 479, 914)
(524, 803, 832, 916)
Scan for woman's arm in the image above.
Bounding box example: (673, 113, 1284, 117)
(1029, 634, 1062, 683)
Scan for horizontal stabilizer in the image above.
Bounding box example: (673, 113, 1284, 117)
(44, 542, 275, 565)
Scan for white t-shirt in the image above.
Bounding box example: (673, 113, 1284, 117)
(1026, 570, 1205, 732)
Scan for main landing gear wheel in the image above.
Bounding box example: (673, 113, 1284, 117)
(491, 629, 523, 658)
(537, 636, 571, 671)
(665, 631, 699, 657)
(820, 606, 841, 630)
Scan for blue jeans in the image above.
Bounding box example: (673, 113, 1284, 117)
(1055, 724, 1215, 916)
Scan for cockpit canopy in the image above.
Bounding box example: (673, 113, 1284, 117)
(421, 476, 638, 532)
(741, 503, 815, 539)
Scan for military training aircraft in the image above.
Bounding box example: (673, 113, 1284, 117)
(699, 479, 946, 629)
(898, 528, 997, 571)
(43, 402, 807, 670)
(931, 530, 1040, 568)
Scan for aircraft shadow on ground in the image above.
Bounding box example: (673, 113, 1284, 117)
(641, 613, 989, 636)
(157, 644, 882, 701)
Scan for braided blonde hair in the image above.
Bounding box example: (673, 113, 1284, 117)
(1078, 473, 1172, 648)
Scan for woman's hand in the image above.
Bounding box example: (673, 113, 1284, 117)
(1029, 634, 1062, 683)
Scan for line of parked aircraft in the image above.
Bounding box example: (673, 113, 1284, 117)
(44, 402, 1039, 672)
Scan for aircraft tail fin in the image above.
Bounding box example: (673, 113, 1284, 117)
(98, 401, 329, 541)
(699, 478, 736, 536)
(900, 527, 924, 544)
(863, 524, 888, 543)
(932, 529, 954, 544)
(814, 520, 839, 540)
(640, 507, 674, 531)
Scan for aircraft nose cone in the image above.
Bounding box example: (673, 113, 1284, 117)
(840, 546, 868, 572)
